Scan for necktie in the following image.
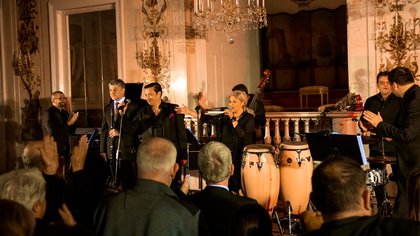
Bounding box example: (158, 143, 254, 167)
(114, 102, 119, 122)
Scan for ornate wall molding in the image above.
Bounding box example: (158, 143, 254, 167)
(136, 0, 170, 94)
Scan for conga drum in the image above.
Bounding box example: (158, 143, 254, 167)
(241, 144, 280, 214)
(279, 141, 313, 215)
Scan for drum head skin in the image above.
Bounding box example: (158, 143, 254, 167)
(280, 141, 310, 151)
(244, 144, 274, 153)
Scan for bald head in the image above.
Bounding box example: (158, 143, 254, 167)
(136, 137, 178, 185)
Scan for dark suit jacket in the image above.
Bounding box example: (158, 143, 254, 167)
(94, 179, 201, 236)
(306, 216, 420, 236)
(44, 106, 76, 157)
(186, 186, 258, 236)
(131, 101, 187, 162)
(376, 85, 420, 217)
(377, 85, 420, 181)
(100, 99, 142, 160)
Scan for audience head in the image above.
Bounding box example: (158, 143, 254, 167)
(0, 199, 35, 236)
(232, 84, 249, 95)
(198, 141, 233, 185)
(0, 168, 47, 219)
(230, 204, 272, 236)
(137, 137, 178, 186)
(108, 79, 126, 101)
(407, 169, 420, 221)
(50, 91, 67, 109)
(310, 157, 370, 221)
(21, 141, 43, 168)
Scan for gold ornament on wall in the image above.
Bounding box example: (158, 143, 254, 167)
(376, 0, 420, 76)
(14, 0, 42, 140)
(136, 0, 170, 92)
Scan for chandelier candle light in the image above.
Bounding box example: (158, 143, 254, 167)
(193, 0, 267, 43)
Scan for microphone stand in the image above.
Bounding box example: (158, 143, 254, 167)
(113, 108, 126, 188)
(195, 106, 203, 142)
(108, 108, 116, 186)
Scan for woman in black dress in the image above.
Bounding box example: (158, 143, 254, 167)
(201, 90, 255, 192)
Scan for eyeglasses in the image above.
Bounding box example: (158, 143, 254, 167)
(54, 97, 66, 100)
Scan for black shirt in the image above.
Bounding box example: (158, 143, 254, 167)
(362, 93, 401, 155)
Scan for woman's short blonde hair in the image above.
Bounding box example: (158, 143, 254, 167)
(229, 90, 248, 108)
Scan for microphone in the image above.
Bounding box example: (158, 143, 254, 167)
(117, 99, 131, 110)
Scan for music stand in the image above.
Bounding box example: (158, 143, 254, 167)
(305, 132, 367, 165)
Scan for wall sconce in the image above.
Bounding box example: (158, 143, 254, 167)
(136, 0, 170, 91)
(376, 0, 420, 75)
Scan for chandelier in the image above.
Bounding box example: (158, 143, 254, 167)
(376, 0, 420, 71)
(192, 0, 268, 43)
(291, 0, 314, 7)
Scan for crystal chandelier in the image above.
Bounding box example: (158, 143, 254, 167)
(291, 0, 314, 7)
(192, 0, 268, 43)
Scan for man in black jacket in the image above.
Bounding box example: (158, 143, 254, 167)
(131, 82, 187, 178)
(364, 67, 420, 218)
(43, 91, 78, 175)
(100, 79, 140, 189)
(184, 141, 259, 236)
(305, 157, 420, 236)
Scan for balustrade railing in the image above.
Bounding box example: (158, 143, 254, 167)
(184, 111, 362, 145)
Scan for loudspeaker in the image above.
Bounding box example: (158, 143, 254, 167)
(187, 143, 205, 191)
(125, 83, 143, 103)
(187, 144, 202, 170)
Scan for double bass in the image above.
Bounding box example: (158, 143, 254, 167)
(248, 69, 270, 142)
(248, 69, 271, 113)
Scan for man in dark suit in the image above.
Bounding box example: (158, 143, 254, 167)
(305, 157, 420, 236)
(184, 141, 258, 236)
(364, 67, 420, 218)
(132, 82, 187, 171)
(94, 137, 203, 236)
(43, 91, 78, 175)
(100, 79, 140, 189)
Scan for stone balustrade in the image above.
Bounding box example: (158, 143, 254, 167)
(184, 111, 362, 145)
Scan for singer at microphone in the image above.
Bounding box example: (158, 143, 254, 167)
(199, 90, 255, 193)
(100, 79, 141, 190)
